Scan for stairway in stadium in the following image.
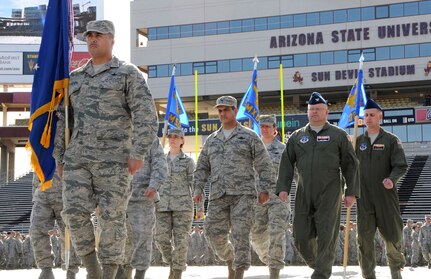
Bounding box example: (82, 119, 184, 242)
(0, 172, 33, 233)
(399, 155, 431, 222)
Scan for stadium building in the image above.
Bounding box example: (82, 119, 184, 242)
(131, 0, 431, 146)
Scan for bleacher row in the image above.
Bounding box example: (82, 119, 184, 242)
(0, 154, 430, 232)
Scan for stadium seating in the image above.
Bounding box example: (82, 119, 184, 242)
(0, 172, 33, 233)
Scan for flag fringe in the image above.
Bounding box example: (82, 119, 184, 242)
(25, 141, 52, 191)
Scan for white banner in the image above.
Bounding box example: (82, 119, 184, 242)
(0, 52, 23, 75)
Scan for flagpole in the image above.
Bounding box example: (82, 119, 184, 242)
(250, 55, 259, 130)
(194, 70, 199, 161)
(162, 65, 177, 148)
(279, 64, 285, 143)
(64, 86, 71, 269)
(343, 54, 364, 278)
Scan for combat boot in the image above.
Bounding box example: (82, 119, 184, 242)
(102, 264, 119, 279)
(124, 266, 133, 279)
(269, 268, 280, 279)
(134, 269, 146, 279)
(172, 269, 182, 279)
(38, 267, 55, 279)
(115, 265, 126, 279)
(428, 262, 431, 269)
(81, 251, 102, 279)
(168, 266, 173, 279)
(390, 267, 402, 279)
(66, 270, 77, 279)
(226, 260, 235, 279)
(233, 267, 245, 279)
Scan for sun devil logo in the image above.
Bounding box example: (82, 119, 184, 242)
(425, 61, 431, 76)
(293, 71, 303, 84)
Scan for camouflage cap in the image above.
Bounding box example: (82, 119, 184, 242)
(167, 128, 185, 137)
(214, 96, 237, 108)
(260, 114, 276, 125)
(83, 20, 115, 37)
(425, 214, 431, 219)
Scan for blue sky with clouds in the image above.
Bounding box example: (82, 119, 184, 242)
(0, 0, 97, 18)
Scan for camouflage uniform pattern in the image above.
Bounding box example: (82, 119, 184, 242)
(188, 229, 203, 265)
(403, 224, 413, 265)
(374, 231, 387, 266)
(51, 234, 60, 267)
(285, 229, 295, 265)
(54, 56, 158, 264)
(21, 236, 35, 268)
(30, 173, 80, 273)
(5, 235, 21, 269)
(419, 223, 431, 264)
(155, 151, 198, 271)
(250, 138, 290, 270)
(194, 124, 274, 270)
(0, 239, 6, 268)
(411, 228, 421, 266)
(125, 138, 167, 271)
(348, 227, 358, 265)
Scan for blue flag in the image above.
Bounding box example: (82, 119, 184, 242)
(237, 69, 260, 135)
(338, 55, 368, 129)
(26, 0, 73, 190)
(164, 72, 189, 129)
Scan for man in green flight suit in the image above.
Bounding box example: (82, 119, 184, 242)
(276, 92, 360, 279)
(355, 99, 407, 279)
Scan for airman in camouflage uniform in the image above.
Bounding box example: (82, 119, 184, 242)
(374, 230, 387, 266)
(188, 226, 203, 266)
(50, 230, 61, 268)
(155, 128, 202, 279)
(21, 235, 35, 269)
(334, 225, 345, 266)
(250, 115, 289, 279)
(276, 92, 359, 279)
(54, 20, 158, 279)
(285, 227, 295, 265)
(411, 223, 422, 267)
(419, 215, 431, 268)
(5, 231, 22, 269)
(403, 219, 414, 266)
(0, 233, 6, 269)
(355, 99, 407, 279)
(348, 223, 358, 265)
(194, 96, 274, 279)
(120, 138, 167, 279)
(30, 173, 81, 279)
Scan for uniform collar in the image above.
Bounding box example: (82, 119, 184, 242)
(83, 56, 120, 76)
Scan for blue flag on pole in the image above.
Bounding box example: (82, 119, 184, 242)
(237, 68, 260, 135)
(164, 71, 189, 129)
(338, 55, 368, 129)
(26, 0, 73, 191)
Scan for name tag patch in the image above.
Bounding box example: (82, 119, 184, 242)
(317, 136, 330, 142)
(373, 144, 385, 150)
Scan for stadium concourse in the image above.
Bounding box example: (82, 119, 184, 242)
(0, 265, 430, 278)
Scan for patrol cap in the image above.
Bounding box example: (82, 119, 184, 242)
(260, 114, 276, 126)
(83, 20, 115, 37)
(167, 128, 185, 138)
(214, 96, 237, 108)
(425, 214, 431, 219)
(364, 98, 382, 111)
(308, 92, 327, 105)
